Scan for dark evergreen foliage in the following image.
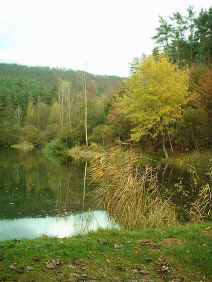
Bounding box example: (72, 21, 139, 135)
(152, 6, 212, 66)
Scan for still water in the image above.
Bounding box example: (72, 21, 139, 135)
(0, 150, 117, 241)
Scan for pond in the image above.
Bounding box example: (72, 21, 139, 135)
(1, 149, 211, 240)
(0, 150, 118, 241)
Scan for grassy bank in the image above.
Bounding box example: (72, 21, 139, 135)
(1, 222, 212, 281)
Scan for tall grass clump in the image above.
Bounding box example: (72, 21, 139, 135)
(90, 148, 176, 229)
(189, 184, 212, 222)
(188, 160, 212, 222)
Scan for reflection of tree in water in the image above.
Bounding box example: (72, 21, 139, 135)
(0, 151, 97, 219)
(47, 162, 87, 213)
(74, 210, 93, 234)
(17, 151, 47, 193)
(73, 210, 117, 234)
(82, 161, 88, 210)
(17, 153, 92, 213)
(56, 181, 72, 212)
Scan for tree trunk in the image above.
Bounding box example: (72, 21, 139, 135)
(83, 72, 88, 147)
(168, 131, 174, 152)
(162, 132, 169, 158)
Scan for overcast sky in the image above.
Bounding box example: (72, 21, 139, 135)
(0, 0, 211, 77)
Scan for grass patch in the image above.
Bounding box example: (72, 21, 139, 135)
(1, 222, 212, 281)
(10, 142, 34, 152)
(67, 145, 103, 161)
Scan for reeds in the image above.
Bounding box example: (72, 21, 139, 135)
(189, 184, 212, 222)
(90, 149, 176, 229)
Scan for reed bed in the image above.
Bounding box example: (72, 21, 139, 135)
(90, 149, 176, 229)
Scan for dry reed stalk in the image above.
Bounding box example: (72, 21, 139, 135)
(90, 149, 176, 229)
(189, 184, 212, 222)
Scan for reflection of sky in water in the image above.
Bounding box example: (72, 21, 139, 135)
(0, 210, 119, 241)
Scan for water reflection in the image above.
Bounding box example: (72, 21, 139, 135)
(0, 150, 96, 219)
(0, 150, 118, 241)
(0, 210, 119, 241)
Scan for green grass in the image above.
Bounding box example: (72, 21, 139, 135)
(1, 222, 212, 281)
(67, 145, 103, 161)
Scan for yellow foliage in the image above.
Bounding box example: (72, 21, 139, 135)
(116, 55, 189, 141)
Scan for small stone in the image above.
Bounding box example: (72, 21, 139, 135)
(72, 272, 80, 277)
(132, 269, 139, 273)
(15, 267, 25, 273)
(139, 240, 152, 246)
(9, 264, 17, 270)
(114, 243, 121, 249)
(52, 259, 61, 265)
(26, 266, 34, 271)
(80, 273, 88, 278)
(45, 262, 55, 269)
(67, 264, 76, 269)
(157, 263, 172, 274)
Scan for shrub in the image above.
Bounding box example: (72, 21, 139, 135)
(42, 139, 68, 160)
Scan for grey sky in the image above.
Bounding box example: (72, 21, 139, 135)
(0, 0, 211, 76)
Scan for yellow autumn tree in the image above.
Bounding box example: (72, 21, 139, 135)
(117, 55, 189, 157)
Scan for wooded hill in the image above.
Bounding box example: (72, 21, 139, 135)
(0, 63, 123, 98)
(0, 63, 123, 146)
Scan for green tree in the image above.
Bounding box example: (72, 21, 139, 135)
(152, 6, 212, 66)
(194, 7, 212, 64)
